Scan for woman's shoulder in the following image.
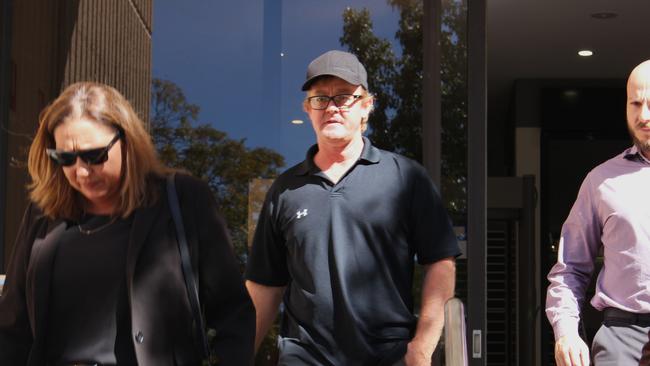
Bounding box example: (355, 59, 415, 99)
(15, 202, 53, 245)
(164, 172, 214, 202)
(172, 172, 208, 190)
(150, 171, 206, 190)
(23, 202, 49, 229)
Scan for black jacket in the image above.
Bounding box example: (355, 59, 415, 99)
(0, 174, 255, 365)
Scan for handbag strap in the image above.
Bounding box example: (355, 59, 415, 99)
(166, 173, 210, 359)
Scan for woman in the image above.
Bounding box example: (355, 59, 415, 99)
(0, 82, 255, 365)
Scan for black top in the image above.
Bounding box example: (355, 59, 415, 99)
(0, 174, 255, 366)
(46, 214, 136, 366)
(246, 137, 460, 365)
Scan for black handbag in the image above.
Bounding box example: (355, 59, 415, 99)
(166, 174, 218, 365)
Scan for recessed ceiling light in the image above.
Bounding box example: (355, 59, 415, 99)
(590, 12, 618, 20)
(563, 89, 579, 99)
(578, 50, 593, 57)
(291, 119, 304, 125)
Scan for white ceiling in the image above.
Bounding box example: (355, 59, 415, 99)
(487, 0, 650, 120)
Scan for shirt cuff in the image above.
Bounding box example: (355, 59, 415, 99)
(552, 319, 580, 341)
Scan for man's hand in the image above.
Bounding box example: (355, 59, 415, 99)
(403, 258, 455, 366)
(555, 334, 590, 366)
(403, 341, 432, 366)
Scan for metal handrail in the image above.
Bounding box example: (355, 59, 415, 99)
(444, 297, 468, 366)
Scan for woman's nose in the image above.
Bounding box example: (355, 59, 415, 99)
(73, 159, 91, 177)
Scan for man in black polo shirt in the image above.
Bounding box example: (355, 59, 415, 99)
(245, 50, 460, 366)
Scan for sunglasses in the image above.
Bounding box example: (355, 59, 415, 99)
(46, 132, 122, 167)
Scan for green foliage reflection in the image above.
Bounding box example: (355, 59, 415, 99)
(341, 0, 467, 217)
(150, 78, 285, 263)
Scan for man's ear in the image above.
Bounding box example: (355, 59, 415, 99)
(362, 95, 375, 114)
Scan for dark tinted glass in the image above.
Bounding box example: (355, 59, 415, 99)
(47, 132, 121, 166)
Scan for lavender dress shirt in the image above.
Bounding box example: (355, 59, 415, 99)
(546, 145, 650, 340)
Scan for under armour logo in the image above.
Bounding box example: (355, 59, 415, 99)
(296, 209, 308, 219)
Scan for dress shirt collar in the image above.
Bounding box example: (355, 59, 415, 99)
(623, 145, 650, 164)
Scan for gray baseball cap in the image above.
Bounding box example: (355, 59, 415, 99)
(301, 50, 368, 91)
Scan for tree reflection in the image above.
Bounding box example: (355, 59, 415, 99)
(341, 0, 467, 217)
(341, 4, 468, 362)
(150, 78, 285, 263)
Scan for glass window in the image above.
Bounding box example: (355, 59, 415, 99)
(153, 1, 469, 364)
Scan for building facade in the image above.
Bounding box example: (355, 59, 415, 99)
(0, 0, 153, 268)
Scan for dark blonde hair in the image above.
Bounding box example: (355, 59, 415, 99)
(28, 81, 170, 219)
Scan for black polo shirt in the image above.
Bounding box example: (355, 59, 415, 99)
(246, 137, 460, 366)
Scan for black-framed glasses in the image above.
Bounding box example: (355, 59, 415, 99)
(47, 131, 122, 167)
(306, 94, 363, 110)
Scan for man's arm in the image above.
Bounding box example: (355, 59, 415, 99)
(245, 280, 286, 353)
(546, 174, 601, 366)
(404, 257, 456, 366)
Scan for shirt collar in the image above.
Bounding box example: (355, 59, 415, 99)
(294, 136, 381, 176)
(623, 145, 650, 164)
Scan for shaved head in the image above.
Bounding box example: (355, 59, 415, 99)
(627, 60, 650, 158)
(627, 60, 650, 95)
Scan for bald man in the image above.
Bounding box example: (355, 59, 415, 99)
(546, 60, 650, 366)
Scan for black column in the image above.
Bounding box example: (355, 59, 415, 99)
(422, 0, 441, 186)
(0, 0, 14, 272)
(467, 0, 487, 365)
